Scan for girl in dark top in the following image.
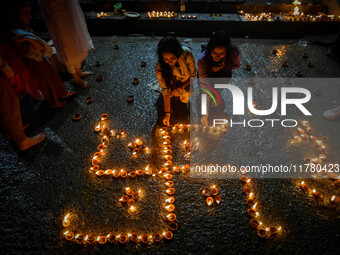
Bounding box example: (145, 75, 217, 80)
(197, 31, 240, 125)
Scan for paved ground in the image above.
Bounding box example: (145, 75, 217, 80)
(0, 36, 340, 255)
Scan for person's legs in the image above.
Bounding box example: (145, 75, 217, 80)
(25, 58, 69, 108)
(0, 76, 45, 150)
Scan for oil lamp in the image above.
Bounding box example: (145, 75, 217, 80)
(164, 174, 173, 180)
(117, 234, 127, 244)
(163, 231, 173, 240)
(211, 185, 218, 196)
(312, 189, 323, 199)
(167, 213, 176, 221)
(63, 213, 71, 227)
(258, 228, 268, 238)
(94, 124, 101, 132)
(119, 195, 129, 202)
(202, 188, 211, 196)
(128, 142, 136, 149)
(127, 198, 135, 207)
(166, 196, 175, 203)
(136, 169, 144, 176)
(165, 181, 174, 187)
(249, 219, 259, 228)
(129, 205, 137, 212)
(153, 233, 163, 242)
(101, 113, 109, 121)
(136, 139, 143, 146)
(129, 233, 138, 242)
(129, 171, 136, 178)
(132, 191, 140, 200)
(166, 188, 175, 195)
(95, 170, 104, 176)
(107, 233, 115, 243)
(165, 204, 175, 212)
(169, 222, 178, 231)
(126, 187, 134, 196)
(141, 234, 149, 244)
(206, 197, 214, 206)
(75, 233, 84, 244)
(97, 235, 107, 244)
(215, 195, 222, 205)
(120, 170, 128, 178)
(84, 234, 95, 244)
(331, 195, 340, 204)
(64, 231, 74, 241)
(300, 181, 309, 192)
(119, 129, 125, 135)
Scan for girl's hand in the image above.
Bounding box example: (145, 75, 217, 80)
(163, 113, 171, 126)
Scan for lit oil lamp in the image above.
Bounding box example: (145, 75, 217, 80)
(136, 169, 144, 176)
(129, 171, 136, 178)
(243, 186, 251, 195)
(113, 170, 120, 178)
(297, 127, 305, 134)
(312, 189, 323, 199)
(132, 191, 140, 200)
(164, 160, 173, 167)
(331, 195, 340, 204)
(167, 213, 176, 221)
(75, 233, 84, 244)
(164, 155, 173, 160)
(164, 173, 173, 180)
(165, 181, 174, 187)
(300, 133, 309, 139)
(97, 235, 107, 244)
(95, 170, 104, 176)
(120, 170, 128, 178)
(129, 233, 138, 242)
(300, 181, 310, 192)
(163, 231, 173, 240)
(135, 139, 143, 146)
(64, 230, 74, 241)
(319, 154, 327, 160)
(101, 113, 109, 121)
(309, 135, 317, 141)
(126, 187, 134, 196)
(166, 188, 175, 195)
(206, 196, 214, 206)
(211, 185, 218, 196)
(132, 148, 140, 156)
(202, 188, 211, 196)
(84, 234, 95, 244)
(117, 234, 127, 244)
(166, 196, 175, 203)
(62, 213, 71, 227)
(94, 124, 101, 132)
(215, 195, 222, 205)
(128, 142, 137, 149)
(119, 195, 129, 202)
(129, 205, 137, 212)
(165, 204, 175, 212)
(105, 169, 112, 175)
(141, 234, 149, 244)
(145, 165, 152, 175)
(163, 139, 171, 145)
(306, 127, 313, 134)
(247, 208, 258, 217)
(107, 233, 115, 243)
(119, 129, 125, 135)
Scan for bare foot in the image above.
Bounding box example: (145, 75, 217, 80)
(73, 73, 92, 88)
(18, 133, 46, 150)
(77, 71, 94, 78)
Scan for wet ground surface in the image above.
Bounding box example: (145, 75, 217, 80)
(1, 36, 340, 255)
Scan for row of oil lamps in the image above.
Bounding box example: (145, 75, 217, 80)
(240, 9, 336, 22)
(61, 117, 194, 244)
(295, 120, 340, 205)
(240, 175, 282, 238)
(147, 11, 176, 19)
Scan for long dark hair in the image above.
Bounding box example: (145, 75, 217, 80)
(203, 31, 234, 76)
(157, 36, 183, 90)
